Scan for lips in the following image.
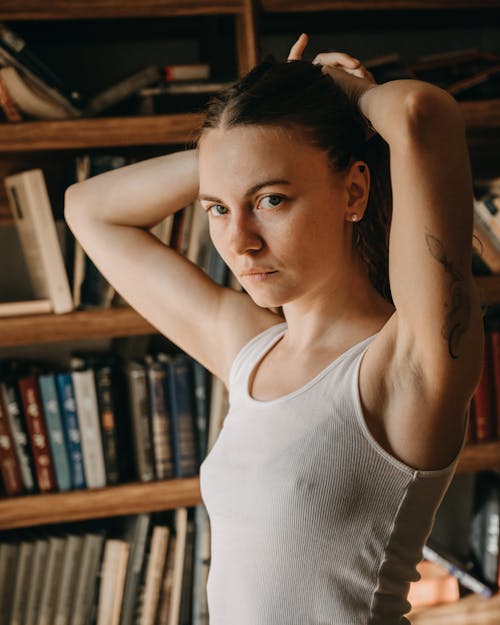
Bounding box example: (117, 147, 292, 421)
(240, 269, 277, 277)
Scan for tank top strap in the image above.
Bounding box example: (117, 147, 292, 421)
(228, 321, 287, 394)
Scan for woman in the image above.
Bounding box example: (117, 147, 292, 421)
(65, 34, 484, 625)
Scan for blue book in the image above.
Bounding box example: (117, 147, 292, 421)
(55, 372, 86, 489)
(167, 354, 198, 478)
(38, 373, 72, 492)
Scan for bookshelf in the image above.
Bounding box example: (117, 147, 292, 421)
(0, 1, 499, 624)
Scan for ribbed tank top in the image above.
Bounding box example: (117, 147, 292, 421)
(200, 321, 469, 625)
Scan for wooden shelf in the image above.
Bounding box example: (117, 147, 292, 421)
(0, 0, 246, 20)
(0, 113, 206, 153)
(0, 99, 498, 153)
(456, 441, 500, 474)
(409, 590, 500, 625)
(0, 306, 157, 348)
(0, 477, 202, 530)
(261, 0, 500, 11)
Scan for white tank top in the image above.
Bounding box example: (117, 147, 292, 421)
(200, 321, 468, 625)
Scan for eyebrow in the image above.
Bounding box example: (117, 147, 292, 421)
(198, 179, 291, 203)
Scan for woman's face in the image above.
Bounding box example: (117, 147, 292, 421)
(198, 124, 367, 309)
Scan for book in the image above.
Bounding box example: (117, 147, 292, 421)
(10, 539, 36, 625)
(96, 538, 130, 625)
(145, 355, 175, 480)
(0, 378, 36, 493)
(38, 372, 72, 492)
(163, 63, 210, 82)
(83, 65, 162, 117)
(135, 524, 170, 625)
(71, 365, 107, 489)
(118, 514, 152, 625)
(17, 373, 57, 493)
(0, 65, 76, 120)
(55, 372, 86, 490)
(489, 326, 500, 439)
(179, 516, 196, 625)
(4, 169, 74, 314)
(53, 533, 85, 625)
(69, 531, 106, 625)
(0, 381, 24, 495)
(0, 298, 52, 317)
(0, 71, 23, 121)
(164, 354, 198, 478)
(473, 327, 496, 442)
(0, 22, 82, 108)
(24, 537, 49, 625)
(37, 535, 67, 625)
(124, 360, 155, 482)
(166, 507, 188, 625)
(191, 504, 210, 625)
(0, 542, 20, 621)
(94, 363, 121, 485)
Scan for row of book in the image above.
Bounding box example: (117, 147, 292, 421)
(0, 506, 208, 625)
(469, 322, 500, 443)
(0, 20, 232, 122)
(2, 155, 239, 317)
(0, 349, 229, 498)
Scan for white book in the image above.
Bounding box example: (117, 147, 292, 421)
(192, 504, 211, 625)
(138, 525, 170, 625)
(36, 536, 67, 625)
(4, 168, 74, 313)
(168, 507, 188, 625)
(69, 533, 105, 625)
(71, 369, 106, 488)
(24, 539, 50, 625)
(96, 539, 130, 625)
(54, 534, 85, 625)
(9, 540, 35, 625)
(0, 298, 52, 317)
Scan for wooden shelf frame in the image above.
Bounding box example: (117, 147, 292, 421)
(0, 477, 202, 530)
(260, 0, 500, 11)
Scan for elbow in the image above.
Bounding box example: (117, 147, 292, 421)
(404, 86, 464, 139)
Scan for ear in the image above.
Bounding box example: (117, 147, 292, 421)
(345, 161, 370, 216)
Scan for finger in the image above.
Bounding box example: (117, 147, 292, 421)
(313, 51, 361, 68)
(287, 33, 309, 61)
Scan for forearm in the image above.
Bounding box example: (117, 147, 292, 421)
(64, 148, 199, 229)
(358, 79, 454, 144)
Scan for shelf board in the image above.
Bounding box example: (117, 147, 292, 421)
(0, 0, 245, 20)
(0, 99, 498, 153)
(261, 0, 500, 11)
(0, 113, 206, 152)
(0, 306, 157, 347)
(0, 477, 202, 530)
(456, 441, 500, 474)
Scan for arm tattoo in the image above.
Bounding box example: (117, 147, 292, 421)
(425, 230, 471, 359)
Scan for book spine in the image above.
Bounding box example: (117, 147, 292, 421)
(168, 356, 198, 478)
(422, 545, 493, 597)
(10, 540, 35, 625)
(71, 369, 106, 489)
(17, 375, 57, 493)
(489, 328, 500, 439)
(0, 385, 24, 495)
(94, 366, 120, 485)
(125, 362, 155, 482)
(473, 327, 495, 442)
(24, 539, 49, 625)
(38, 373, 72, 492)
(55, 372, 86, 490)
(0, 72, 23, 121)
(69, 532, 105, 625)
(54, 534, 85, 625)
(147, 361, 175, 480)
(0, 381, 35, 493)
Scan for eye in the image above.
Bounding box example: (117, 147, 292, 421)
(259, 195, 284, 209)
(206, 204, 228, 216)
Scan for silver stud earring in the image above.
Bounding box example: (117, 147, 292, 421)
(351, 214, 358, 221)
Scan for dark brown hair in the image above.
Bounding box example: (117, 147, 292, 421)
(196, 55, 395, 304)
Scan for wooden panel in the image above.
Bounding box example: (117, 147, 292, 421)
(409, 590, 500, 625)
(261, 0, 500, 11)
(0, 477, 202, 529)
(0, 113, 205, 152)
(0, 307, 157, 347)
(456, 441, 500, 474)
(0, 0, 244, 20)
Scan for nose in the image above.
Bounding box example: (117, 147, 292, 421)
(228, 212, 263, 255)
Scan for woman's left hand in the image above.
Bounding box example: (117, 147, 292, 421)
(287, 34, 378, 138)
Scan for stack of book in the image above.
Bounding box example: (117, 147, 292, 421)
(0, 350, 228, 497)
(0, 506, 210, 625)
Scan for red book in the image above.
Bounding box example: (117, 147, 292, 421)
(17, 374, 56, 493)
(473, 328, 496, 442)
(0, 390, 24, 496)
(488, 327, 500, 439)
